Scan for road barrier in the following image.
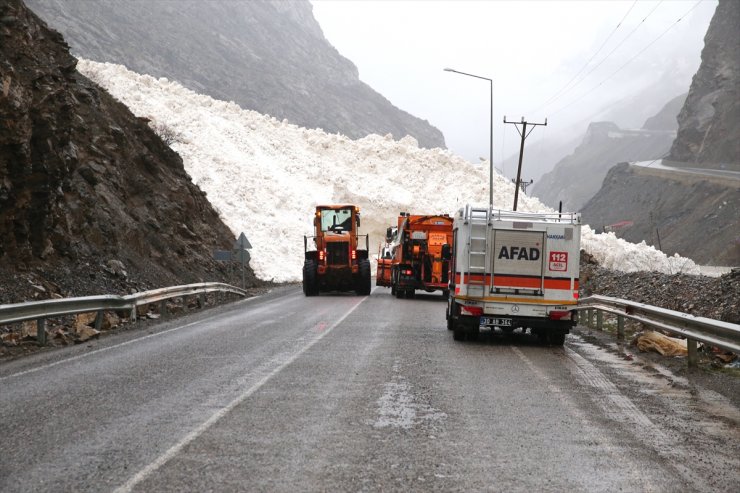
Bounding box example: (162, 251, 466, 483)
(576, 295, 740, 368)
(0, 283, 248, 345)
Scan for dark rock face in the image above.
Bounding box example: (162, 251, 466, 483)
(0, 0, 250, 302)
(669, 0, 739, 169)
(24, 0, 445, 149)
(580, 163, 739, 265)
(531, 120, 675, 212)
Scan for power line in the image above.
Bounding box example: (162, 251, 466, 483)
(549, 0, 703, 118)
(552, 0, 665, 101)
(529, 0, 638, 114)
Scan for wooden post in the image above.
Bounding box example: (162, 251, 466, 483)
(596, 310, 603, 330)
(617, 315, 624, 340)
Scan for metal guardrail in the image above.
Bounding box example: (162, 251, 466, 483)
(576, 295, 740, 367)
(0, 282, 247, 345)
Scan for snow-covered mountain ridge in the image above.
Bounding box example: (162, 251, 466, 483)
(77, 60, 700, 282)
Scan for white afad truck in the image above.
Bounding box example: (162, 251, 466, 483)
(444, 205, 581, 345)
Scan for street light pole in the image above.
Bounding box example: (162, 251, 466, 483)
(444, 68, 493, 207)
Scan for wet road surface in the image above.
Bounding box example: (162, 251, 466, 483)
(1, 285, 738, 492)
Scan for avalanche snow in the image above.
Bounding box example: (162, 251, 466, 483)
(77, 60, 700, 282)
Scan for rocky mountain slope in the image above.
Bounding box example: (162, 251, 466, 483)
(24, 0, 445, 149)
(669, 0, 739, 169)
(530, 114, 677, 212)
(0, 0, 255, 304)
(580, 163, 739, 265)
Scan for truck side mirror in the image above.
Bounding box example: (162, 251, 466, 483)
(356, 214, 361, 227)
(441, 244, 451, 260)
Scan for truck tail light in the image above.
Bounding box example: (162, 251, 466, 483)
(549, 310, 572, 320)
(461, 305, 483, 317)
(319, 250, 325, 261)
(403, 269, 412, 275)
(351, 249, 357, 260)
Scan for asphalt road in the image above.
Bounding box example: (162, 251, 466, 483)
(1, 285, 738, 492)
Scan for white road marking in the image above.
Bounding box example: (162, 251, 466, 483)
(113, 288, 375, 493)
(563, 346, 709, 490)
(510, 345, 655, 490)
(0, 294, 265, 382)
(565, 348, 661, 432)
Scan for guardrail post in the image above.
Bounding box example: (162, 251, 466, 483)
(687, 338, 698, 368)
(617, 315, 624, 340)
(130, 305, 137, 324)
(160, 300, 167, 319)
(198, 293, 206, 309)
(585, 309, 591, 327)
(596, 310, 603, 331)
(94, 310, 104, 331)
(36, 317, 46, 345)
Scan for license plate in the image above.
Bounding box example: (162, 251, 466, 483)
(480, 317, 512, 327)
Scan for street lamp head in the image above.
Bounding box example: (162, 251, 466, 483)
(443, 67, 455, 72)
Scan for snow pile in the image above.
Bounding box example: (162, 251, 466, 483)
(580, 226, 698, 274)
(77, 60, 700, 280)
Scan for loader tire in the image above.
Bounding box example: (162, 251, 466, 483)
(356, 259, 371, 295)
(303, 260, 319, 296)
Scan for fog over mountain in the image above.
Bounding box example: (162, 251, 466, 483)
(25, 0, 445, 149)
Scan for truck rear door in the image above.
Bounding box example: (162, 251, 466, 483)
(491, 230, 545, 293)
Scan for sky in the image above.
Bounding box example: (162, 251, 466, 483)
(78, 59, 701, 281)
(310, 0, 718, 178)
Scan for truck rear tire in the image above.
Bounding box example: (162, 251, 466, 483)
(548, 331, 566, 346)
(453, 325, 466, 341)
(303, 260, 319, 296)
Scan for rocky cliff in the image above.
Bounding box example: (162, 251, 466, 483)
(24, 0, 445, 149)
(580, 163, 739, 265)
(531, 117, 676, 212)
(0, 0, 252, 303)
(669, 0, 739, 169)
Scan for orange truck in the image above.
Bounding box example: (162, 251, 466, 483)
(376, 213, 453, 298)
(303, 205, 371, 296)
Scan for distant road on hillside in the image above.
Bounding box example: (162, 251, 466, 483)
(633, 159, 740, 182)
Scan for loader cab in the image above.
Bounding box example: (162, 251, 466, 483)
(319, 207, 356, 233)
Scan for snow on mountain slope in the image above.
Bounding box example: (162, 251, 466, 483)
(78, 60, 699, 280)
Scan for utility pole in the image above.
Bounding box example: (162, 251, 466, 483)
(512, 178, 534, 194)
(504, 117, 547, 211)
